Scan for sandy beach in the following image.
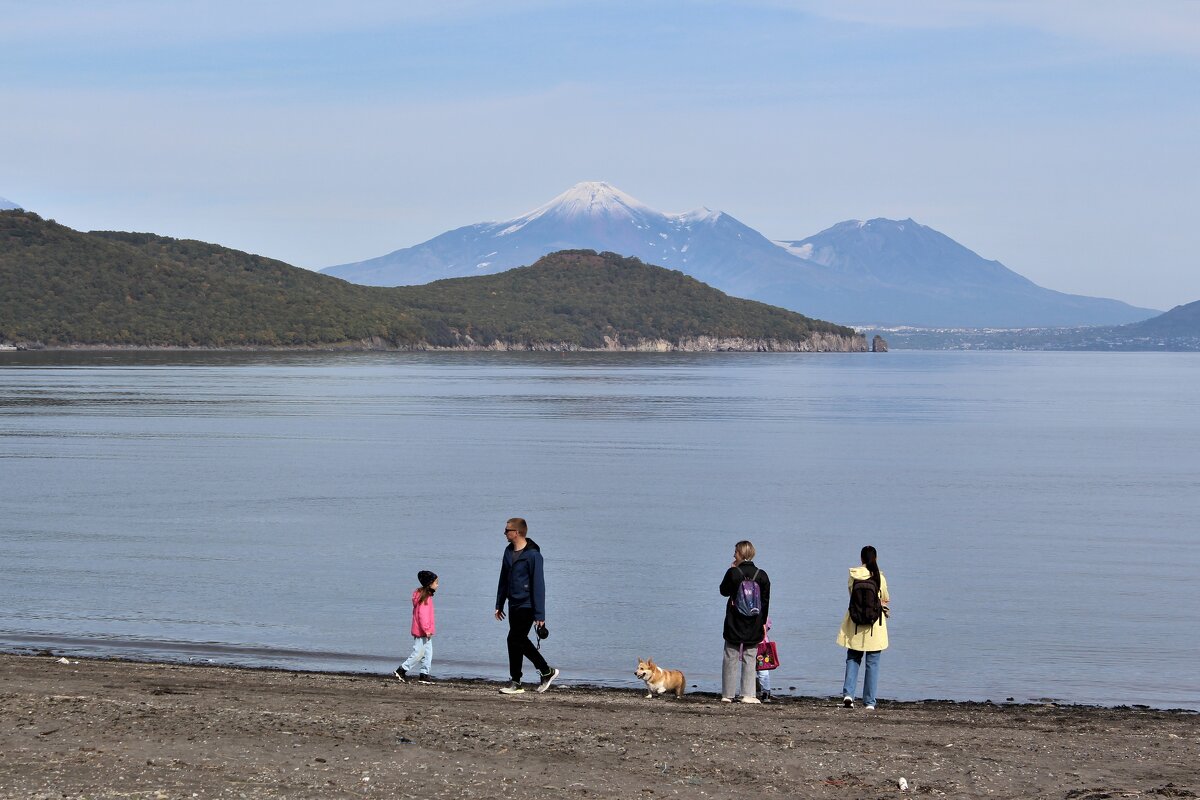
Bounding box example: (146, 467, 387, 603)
(0, 653, 1196, 799)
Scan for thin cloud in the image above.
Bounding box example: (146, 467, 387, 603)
(0, 0, 554, 43)
(782, 0, 1200, 57)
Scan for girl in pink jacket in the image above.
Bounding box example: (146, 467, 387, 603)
(393, 570, 437, 683)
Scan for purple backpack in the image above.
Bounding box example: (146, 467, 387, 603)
(733, 568, 762, 617)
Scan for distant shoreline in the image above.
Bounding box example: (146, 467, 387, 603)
(0, 333, 871, 353)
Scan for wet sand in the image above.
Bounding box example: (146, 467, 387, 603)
(1, 653, 1196, 799)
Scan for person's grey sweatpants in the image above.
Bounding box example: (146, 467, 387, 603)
(722, 642, 757, 699)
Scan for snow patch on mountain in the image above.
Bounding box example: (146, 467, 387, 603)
(0, 197, 22, 211)
(490, 182, 723, 241)
(775, 241, 813, 259)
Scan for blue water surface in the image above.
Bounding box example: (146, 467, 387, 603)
(1, 350, 1197, 709)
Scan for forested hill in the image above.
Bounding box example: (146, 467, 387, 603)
(0, 211, 864, 351)
(0, 211, 424, 347)
(393, 249, 859, 349)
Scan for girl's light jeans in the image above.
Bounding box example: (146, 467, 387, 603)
(400, 636, 433, 675)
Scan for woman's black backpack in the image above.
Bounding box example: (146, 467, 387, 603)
(848, 576, 882, 627)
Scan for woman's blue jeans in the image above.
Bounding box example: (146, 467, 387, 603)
(841, 649, 881, 706)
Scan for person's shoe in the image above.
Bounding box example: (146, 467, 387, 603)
(842, 695, 854, 708)
(739, 695, 762, 704)
(417, 674, 436, 684)
(720, 697, 733, 703)
(535, 667, 559, 693)
(865, 704, 876, 711)
(761, 693, 777, 705)
(392, 669, 406, 683)
(498, 682, 525, 695)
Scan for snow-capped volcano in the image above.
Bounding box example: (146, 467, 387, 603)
(0, 196, 21, 211)
(505, 181, 654, 229)
(321, 181, 806, 294)
(322, 183, 1157, 327)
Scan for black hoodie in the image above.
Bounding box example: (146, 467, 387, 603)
(719, 561, 770, 645)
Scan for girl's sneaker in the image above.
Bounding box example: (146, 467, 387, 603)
(499, 682, 525, 695)
(842, 695, 854, 708)
(418, 674, 436, 684)
(393, 669, 406, 683)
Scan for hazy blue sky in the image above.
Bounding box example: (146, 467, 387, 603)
(3, 1, 1198, 309)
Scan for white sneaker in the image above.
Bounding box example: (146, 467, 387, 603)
(842, 695, 854, 708)
(865, 705, 876, 711)
(739, 696, 762, 704)
(720, 697, 733, 703)
(535, 667, 559, 693)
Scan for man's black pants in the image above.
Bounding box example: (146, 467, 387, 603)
(507, 606, 550, 682)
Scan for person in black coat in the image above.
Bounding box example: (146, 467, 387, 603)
(494, 517, 559, 694)
(719, 540, 770, 703)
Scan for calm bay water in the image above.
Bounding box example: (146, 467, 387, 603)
(1, 350, 1197, 709)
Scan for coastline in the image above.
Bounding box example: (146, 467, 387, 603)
(1, 653, 1195, 799)
(0, 333, 870, 353)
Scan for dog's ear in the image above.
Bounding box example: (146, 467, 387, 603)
(648, 658, 656, 666)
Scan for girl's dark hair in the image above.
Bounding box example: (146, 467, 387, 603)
(860, 545, 880, 586)
(416, 585, 435, 605)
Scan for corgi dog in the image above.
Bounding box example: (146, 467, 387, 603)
(635, 657, 686, 699)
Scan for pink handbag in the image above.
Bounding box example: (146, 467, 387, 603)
(756, 634, 780, 671)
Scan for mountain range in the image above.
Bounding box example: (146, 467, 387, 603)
(0, 210, 861, 351)
(0, 197, 20, 211)
(323, 182, 1157, 328)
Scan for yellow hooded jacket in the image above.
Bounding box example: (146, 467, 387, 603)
(836, 565, 889, 651)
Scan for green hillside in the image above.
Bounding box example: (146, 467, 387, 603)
(0, 211, 860, 350)
(0, 211, 423, 346)
(394, 249, 855, 348)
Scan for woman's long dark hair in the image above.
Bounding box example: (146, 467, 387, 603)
(860, 545, 880, 586)
(416, 585, 435, 605)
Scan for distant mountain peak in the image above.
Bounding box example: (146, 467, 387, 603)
(490, 181, 727, 239)
(827, 217, 920, 233)
(0, 196, 21, 211)
(519, 181, 652, 222)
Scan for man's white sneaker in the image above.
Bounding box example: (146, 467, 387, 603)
(498, 682, 525, 695)
(535, 667, 560, 693)
(865, 705, 876, 711)
(720, 697, 733, 703)
(739, 696, 762, 704)
(842, 695, 854, 708)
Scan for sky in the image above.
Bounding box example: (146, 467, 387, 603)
(3, 0, 1198, 310)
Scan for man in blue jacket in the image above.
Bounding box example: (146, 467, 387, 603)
(494, 517, 559, 694)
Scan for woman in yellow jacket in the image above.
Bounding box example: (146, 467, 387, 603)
(837, 545, 889, 710)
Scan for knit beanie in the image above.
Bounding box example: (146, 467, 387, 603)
(417, 570, 438, 588)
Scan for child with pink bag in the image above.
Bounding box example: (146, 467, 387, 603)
(756, 617, 779, 703)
